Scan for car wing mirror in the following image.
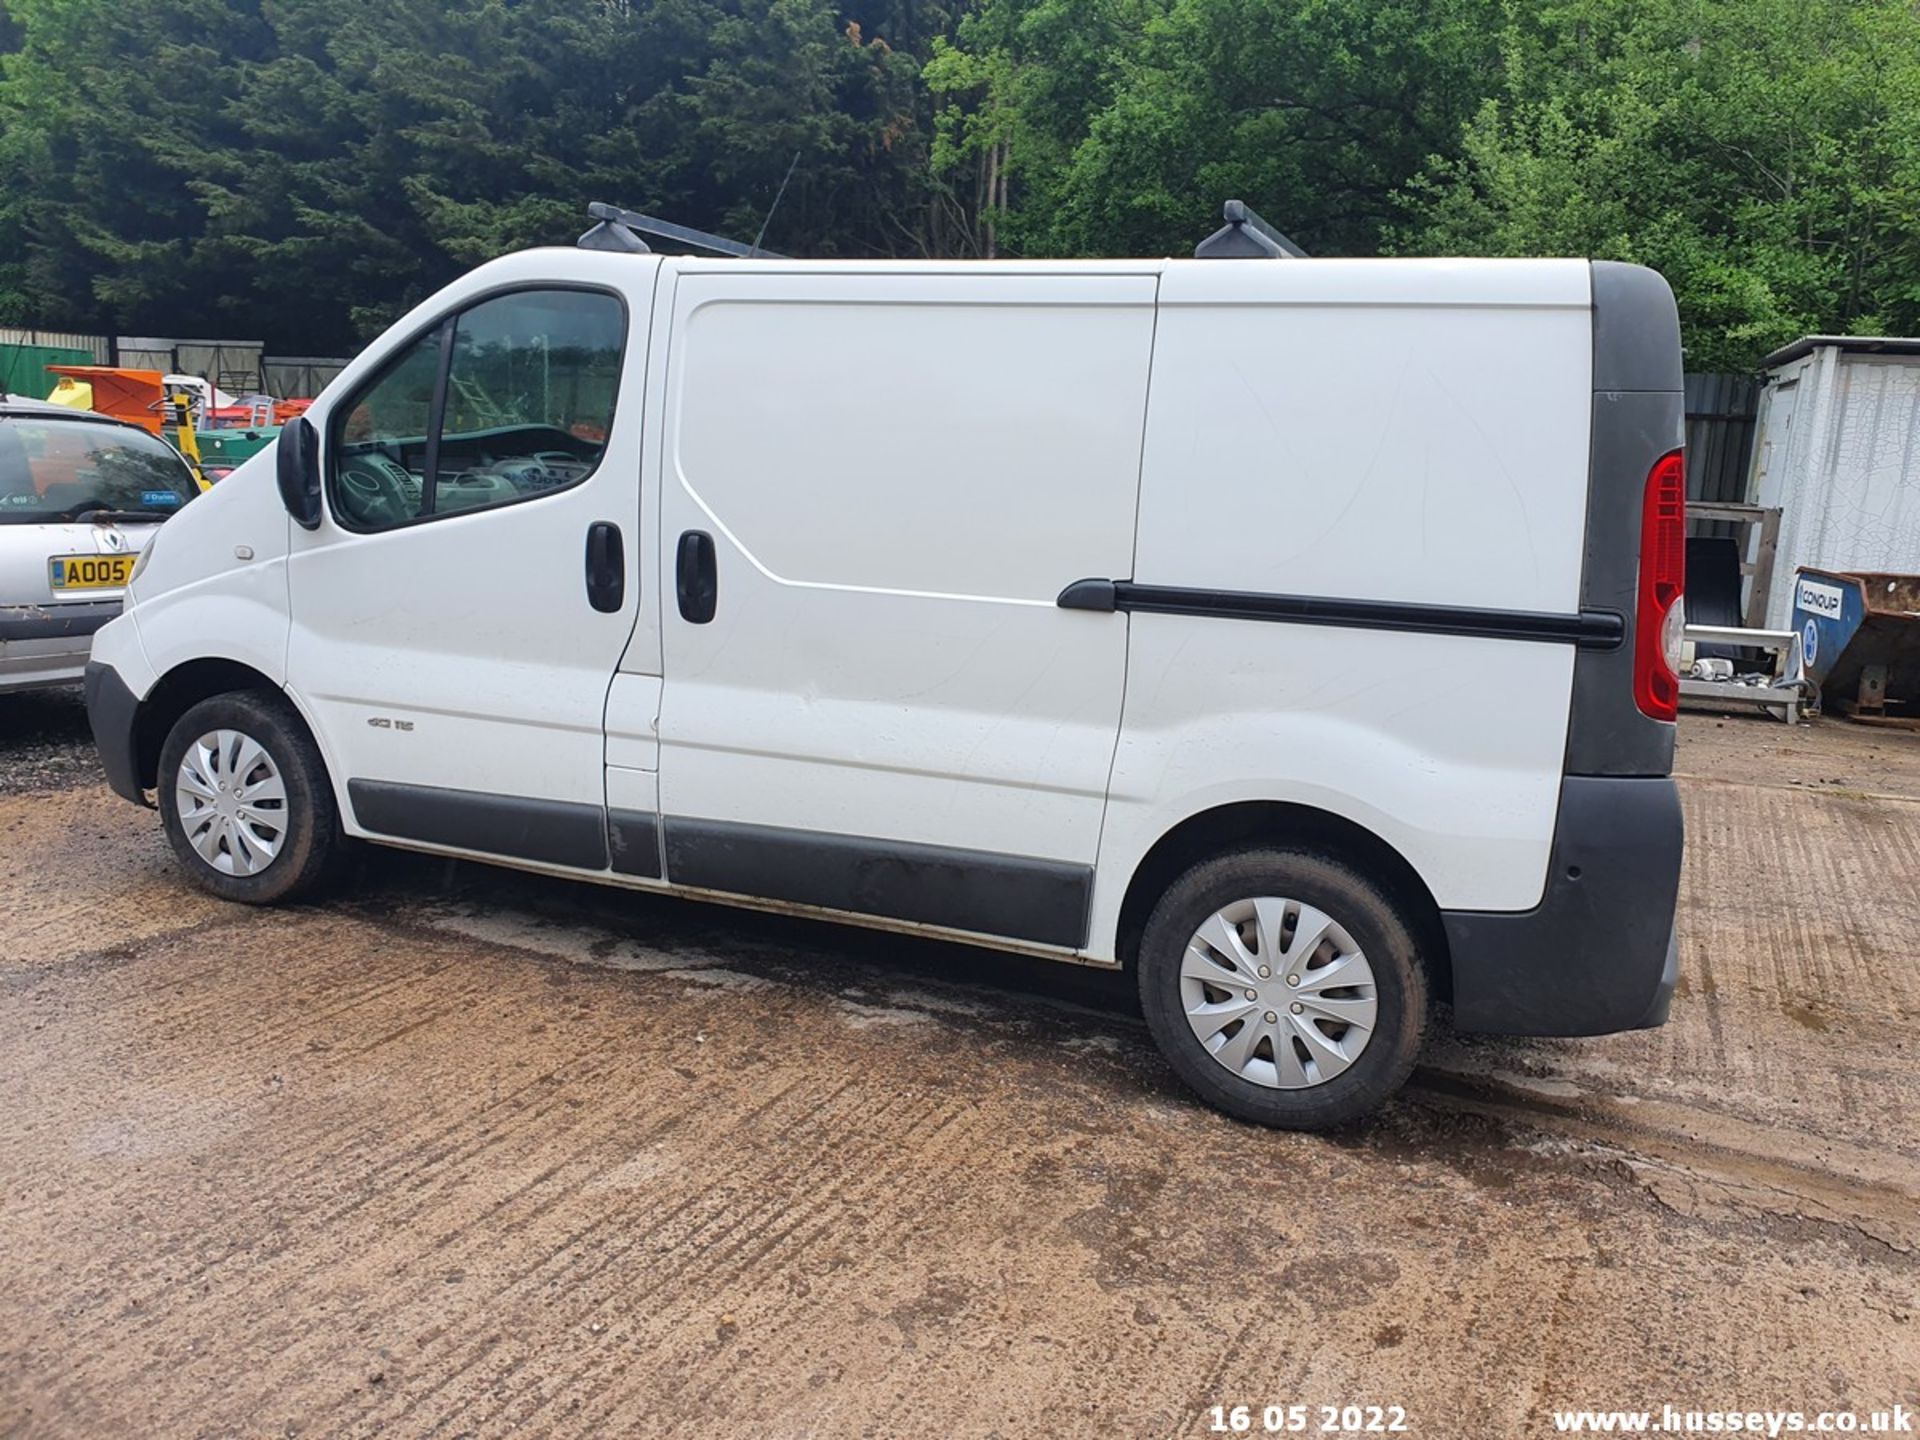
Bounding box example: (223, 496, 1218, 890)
(276, 416, 322, 530)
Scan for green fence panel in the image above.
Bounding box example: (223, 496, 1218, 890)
(0, 343, 93, 398)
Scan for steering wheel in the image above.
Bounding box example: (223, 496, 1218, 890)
(338, 456, 414, 528)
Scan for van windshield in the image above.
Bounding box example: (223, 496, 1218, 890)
(0, 417, 198, 524)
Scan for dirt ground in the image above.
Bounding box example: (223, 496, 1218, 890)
(2, 690, 1917, 1439)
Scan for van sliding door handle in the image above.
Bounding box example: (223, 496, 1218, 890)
(585, 521, 624, 613)
(676, 530, 717, 623)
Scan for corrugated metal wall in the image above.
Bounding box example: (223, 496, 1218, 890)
(112, 340, 172, 373)
(0, 342, 94, 395)
(2, 325, 343, 400)
(262, 356, 350, 398)
(0, 327, 111, 364)
(1762, 351, 1920, 624)
(117, 337, 266, 394)
(1685, 372, 1759, 504)
(1684, 372, 1760, 549)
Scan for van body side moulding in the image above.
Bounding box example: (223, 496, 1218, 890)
(1059, 580, 1624, 648)
(348, 780, 611, 872)
(662, 816, 1094, 950)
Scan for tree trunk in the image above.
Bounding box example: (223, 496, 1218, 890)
(984, 143, 999, 258)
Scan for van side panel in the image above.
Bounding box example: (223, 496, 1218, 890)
(118, 454, 294, 694)
(1444, 262, 1686, 1034)
(1563, 261, 1687, 776)
(654, 267, 1156, 944)
(1131, 259, 1594, 611)
(1090, 259, 1594, 959)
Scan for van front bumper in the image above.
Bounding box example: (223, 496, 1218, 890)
(1442, 774, 1683, 1036)
(84, 659, 149, 806)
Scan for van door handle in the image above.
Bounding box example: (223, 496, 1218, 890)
(676, 530, 717, 623)
(585, 521, 624, 613)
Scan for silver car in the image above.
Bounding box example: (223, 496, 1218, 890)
(0, 398, 199, 693)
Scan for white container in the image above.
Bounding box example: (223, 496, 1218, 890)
(1750, 336, 1920, 626)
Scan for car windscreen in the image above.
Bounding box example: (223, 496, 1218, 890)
(0, 417, 197, 524)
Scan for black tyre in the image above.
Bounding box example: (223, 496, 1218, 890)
(1137, 848, 1428, 1130)
(156, 690, 344, 904)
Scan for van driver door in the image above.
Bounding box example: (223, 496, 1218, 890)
(286, 267, 655, 870)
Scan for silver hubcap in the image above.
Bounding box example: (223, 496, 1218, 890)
(175, 729, 288, 877)
(1180, 896, 1378, 1089)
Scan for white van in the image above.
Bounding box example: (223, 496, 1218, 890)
(84, 224, 1686, 1128)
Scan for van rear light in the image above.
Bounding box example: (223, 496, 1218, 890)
(1634, 449, 1686, 721)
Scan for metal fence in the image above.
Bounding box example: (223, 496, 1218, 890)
(117, 337, 266, 395)
(0, 342, 93, 395)
(1683, 372, 1759, 549)
(0, 326, 110, 364)
(1684, 371, 1759, 505)
(2, 323, 347, 400)
(262, 356, 351, 399)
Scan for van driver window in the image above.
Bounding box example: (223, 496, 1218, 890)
(329, 288, 625, 532)
(332, 331, 441, 529)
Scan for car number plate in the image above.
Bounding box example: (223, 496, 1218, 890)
(49, 553, 135, 590)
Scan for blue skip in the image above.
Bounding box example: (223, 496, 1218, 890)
(1793, 568, 1920, 719)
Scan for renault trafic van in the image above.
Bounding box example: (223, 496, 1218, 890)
(84, 231, 1686, 1129)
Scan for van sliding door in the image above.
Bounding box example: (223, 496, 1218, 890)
(653, 267, 1157, 949)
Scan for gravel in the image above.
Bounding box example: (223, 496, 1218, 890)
(0, 686, 104, 795)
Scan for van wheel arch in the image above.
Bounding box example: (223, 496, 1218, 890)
(133, 659, 303, 792)
(1115, 802, 1452, 1004)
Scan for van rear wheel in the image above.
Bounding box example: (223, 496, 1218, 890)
(157, 691, 343, 904)
(1137, 848, 1428, 1130)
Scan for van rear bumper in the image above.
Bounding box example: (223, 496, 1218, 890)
(1442, 774, 1683, 1036)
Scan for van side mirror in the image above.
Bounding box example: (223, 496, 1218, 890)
(276, 416, 322, 530)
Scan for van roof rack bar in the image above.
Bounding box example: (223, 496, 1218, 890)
(1194, 200, 1308, 260)
(579, 201, 785, 259)
(578, 210, 651, 254)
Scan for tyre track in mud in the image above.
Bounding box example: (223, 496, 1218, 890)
(5, 716, 1919, 1436)
(1407, 1068, 1920, 1257)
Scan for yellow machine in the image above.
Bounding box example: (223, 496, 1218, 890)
(43, 364, 211, 490)
(164, 389, 211, 491)
(46, 374, 95, 410)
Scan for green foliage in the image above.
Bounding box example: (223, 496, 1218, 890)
(929, 0, 1920, 365)
(0, 0, 959, 349)
(1395, 0, 1920, 369)
(4, 0, 1920, 368)
(932, 0, 1503, 259)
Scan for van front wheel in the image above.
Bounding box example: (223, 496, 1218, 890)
(157, 691, 343, 905)
(1137, 849, 1428, 1130)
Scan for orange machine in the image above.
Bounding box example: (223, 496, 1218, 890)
(44, 364, 171, 434)
(45, 363, 210, 489)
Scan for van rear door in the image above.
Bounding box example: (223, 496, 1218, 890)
(651, 264, 1156, 949)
